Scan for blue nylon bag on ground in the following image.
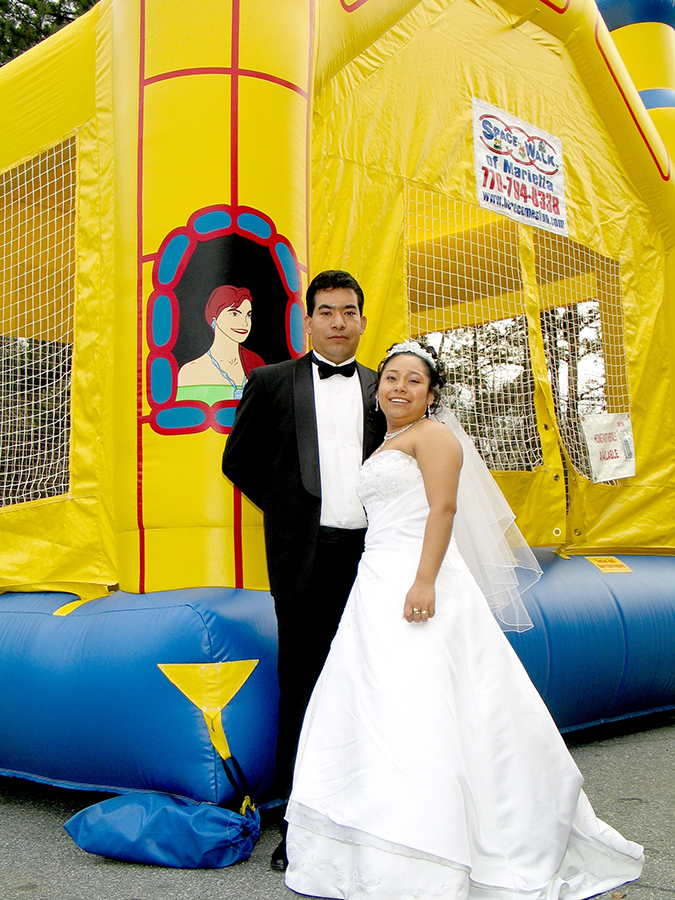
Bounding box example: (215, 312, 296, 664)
(64, 792, 260, 868)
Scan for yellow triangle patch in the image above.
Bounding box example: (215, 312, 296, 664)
(158, 660, 258, 760)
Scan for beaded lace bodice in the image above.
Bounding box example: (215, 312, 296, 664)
(356, 449, 424, 521)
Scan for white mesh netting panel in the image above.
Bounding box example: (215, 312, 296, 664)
(535, 232, 629, 480)
(0, 138, 76, 507)
(407, 185, 543, 471)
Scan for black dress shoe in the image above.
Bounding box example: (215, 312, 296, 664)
(271, 837, 288, 871)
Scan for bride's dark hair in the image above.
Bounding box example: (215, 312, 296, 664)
(377, 337, 447, 414)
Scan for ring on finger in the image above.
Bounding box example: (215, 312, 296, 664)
(412, 607, 421, 615)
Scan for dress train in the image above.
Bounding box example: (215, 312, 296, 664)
(285, 451, 644, 899)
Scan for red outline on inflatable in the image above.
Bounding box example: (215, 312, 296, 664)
(340, 0, 372, 10)
(306, 0, 315, 275)
(137, 0, 147, 592)
(145, 67, 308, 99)
(231, 0, 240, 209)
(230, 1, 242, 586)
(595, 13, 670, 181)
(537, 0, 570, 12)
(336, 0, 572, 12)
(233, 488, 243, 587)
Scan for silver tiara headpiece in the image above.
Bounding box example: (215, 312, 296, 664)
(386, 341, 437, 371)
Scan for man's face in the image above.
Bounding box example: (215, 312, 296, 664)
(305, 287, 367, 364)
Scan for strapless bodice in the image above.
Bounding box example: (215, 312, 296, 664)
(356, 449, 424, 521)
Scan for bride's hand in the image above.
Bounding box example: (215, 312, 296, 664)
(403, 582, 436, 623)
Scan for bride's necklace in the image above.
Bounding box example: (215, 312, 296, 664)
(382, 415, 426, 442)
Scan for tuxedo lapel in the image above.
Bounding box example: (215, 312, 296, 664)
(294, 353, 321, 498)
(357, 363, 382, 461)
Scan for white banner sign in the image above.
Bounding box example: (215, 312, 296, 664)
(580, 412, 636, 482)
(473, 98, 568, 236)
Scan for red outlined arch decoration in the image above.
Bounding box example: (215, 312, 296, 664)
(146, 204, 305, 436)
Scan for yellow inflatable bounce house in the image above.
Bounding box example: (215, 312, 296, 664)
(1, 0, 675, 865)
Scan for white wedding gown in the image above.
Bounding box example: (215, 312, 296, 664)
(285, 450, 644, 900)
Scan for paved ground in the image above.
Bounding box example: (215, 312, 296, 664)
(0, 711, 673, 900)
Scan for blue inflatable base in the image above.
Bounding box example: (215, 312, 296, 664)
(1, 552, 674, 816)
(1, 555, 675, 867)
(0, 587, 279, 806)
(507, 550, 675, 731)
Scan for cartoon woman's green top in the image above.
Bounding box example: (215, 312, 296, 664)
(175, 383, 239, 404)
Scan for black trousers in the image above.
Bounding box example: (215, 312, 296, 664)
(273, 526, 366, 800)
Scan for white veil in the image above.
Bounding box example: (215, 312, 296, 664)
(434, 405, 540, 633)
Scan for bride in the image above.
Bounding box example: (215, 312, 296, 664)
(284, 340, 644, 900)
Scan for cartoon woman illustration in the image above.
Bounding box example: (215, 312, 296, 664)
(176, 285, 265, 404)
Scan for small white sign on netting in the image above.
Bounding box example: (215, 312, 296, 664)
(580, 413, 636, 482)
(473, 98, 568, 236)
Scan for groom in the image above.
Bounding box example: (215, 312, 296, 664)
(222, 270, 383, 869)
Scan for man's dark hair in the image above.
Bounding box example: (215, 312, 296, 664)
(305, 270, 364, 316)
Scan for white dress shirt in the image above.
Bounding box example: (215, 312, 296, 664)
(312, 351, 367, 529)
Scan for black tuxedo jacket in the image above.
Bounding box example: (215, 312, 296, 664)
(222, 352, 383, 600)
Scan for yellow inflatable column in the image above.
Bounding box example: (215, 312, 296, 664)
(112, 0, 313, 593)
(609, 13, 675, 159)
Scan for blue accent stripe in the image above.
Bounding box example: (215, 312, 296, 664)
(289, 303, 304, 354)
(157, 234, 190, 285)
(274, 242, 299, 292)
(150, 358, 173, 404)
(640, 87, 675, 108)
(194, 210, 232, 234)
(156, 407, 207, 430)
(597, 0, 675, 31)
(215, 407, 237, 429)
(152, 295, 173, 347)
(237, 213, 272, 239)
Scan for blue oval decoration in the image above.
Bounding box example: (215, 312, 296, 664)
(289, 302, 304, 354)
(194, 210, 232, 235)
(215, 407, 237, 429)
(157, 234, 191, 285)
(237, 213, 272, 240)
(156, 407, 208, 430)
(275, 242, 299, 292)
(152, 295, 173, 347)
(150, 358, 173, 405)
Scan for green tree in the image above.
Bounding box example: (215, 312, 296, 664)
(0, 0, 98, 66)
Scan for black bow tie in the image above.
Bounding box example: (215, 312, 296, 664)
(314, 356, 357, 379)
